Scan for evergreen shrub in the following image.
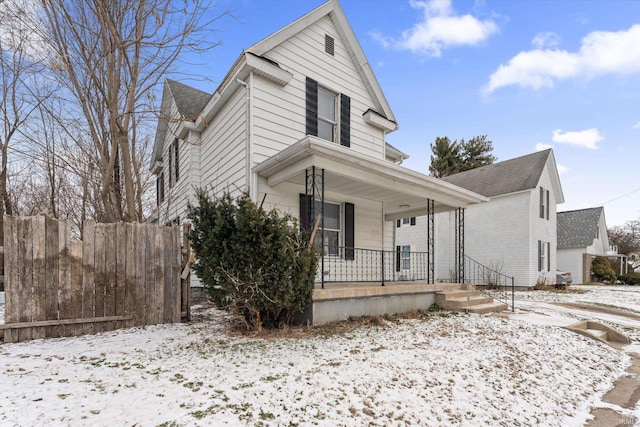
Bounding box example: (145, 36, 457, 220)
(187, 190, 317, 330)
(618, 273, 640, 286)
(591, 256, 616, 283)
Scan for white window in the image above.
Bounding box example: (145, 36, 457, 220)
(314, 200, 341, 256)
(317, 87, 337, 143)
(540, 187, 549, 220)
(538, 240, 551, 272)
(402, 217, 410, 225)
(401, 245, 411, 270)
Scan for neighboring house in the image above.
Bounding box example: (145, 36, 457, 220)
(150, 0, 487, 289)
(557, 207, 623, 283)
(396, 149, 565, 287)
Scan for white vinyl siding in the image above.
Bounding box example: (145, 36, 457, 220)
(257, 179, 384, 252)
(530, 159, 558, 284)
(253, 15, 385, 162)
(557, 248, 584, 283)
(156, 99, 197, 224)
(199, 87, 247, 198)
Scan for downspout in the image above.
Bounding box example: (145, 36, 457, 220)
(237, 75, 255, 202)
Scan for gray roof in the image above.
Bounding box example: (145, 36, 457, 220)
(557, 207, 603, 248)
(166, 79, 211, 121)
(441, 149, 551, 197)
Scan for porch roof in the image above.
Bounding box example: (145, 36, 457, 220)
(254, 137, 488, 219)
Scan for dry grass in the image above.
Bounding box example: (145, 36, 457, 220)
(192, 302, 461, 341)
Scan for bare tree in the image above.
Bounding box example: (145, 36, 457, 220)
(0, 3, 52, 235)
(37, 0, 226, 222)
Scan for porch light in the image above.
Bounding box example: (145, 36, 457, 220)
(399, 204, 410, 208)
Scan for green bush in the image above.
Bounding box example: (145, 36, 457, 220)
(591, 256, 616, 283)
(619, 273, 640, 286)
(187, 190, 318, 330)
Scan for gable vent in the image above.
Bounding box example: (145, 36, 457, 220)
(325, 34, 334, 56)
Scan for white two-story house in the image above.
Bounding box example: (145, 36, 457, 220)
(150, 0, 487, 290)
(397, 149, 565, 287)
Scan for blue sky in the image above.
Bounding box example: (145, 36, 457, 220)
(184, 0, 640, 227)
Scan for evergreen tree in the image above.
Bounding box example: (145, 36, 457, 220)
(459, 135, 497, 171)
(429, 135, 496, 177)
(429, 137, 462, 178)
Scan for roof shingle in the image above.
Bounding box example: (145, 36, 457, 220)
(557, 207, 603, 248)
(441, 149, 551, 197)
(166, 79, 211, 121)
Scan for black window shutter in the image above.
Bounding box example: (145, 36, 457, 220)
(546, 190, 550, 220)
(305, 77, 318, 137)
(396, 246, 401, 272)
(157, 172, 165, 205)
(168, 149, 173, 189)
(547, 242, 551, 271)
(340, 94, 350, 147)
(344, 202, 355, 260)
(174, 139, 180, 183)
(396, 219, 400, 228)
(410, 217, 416, 226)
(156, 177, 161, 206)
(299, 194, 312, 232)
(538, 240, 542, 271)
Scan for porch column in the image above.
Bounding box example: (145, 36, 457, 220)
(305, 166, 325, 288)
(427, 198, 435, 284)
(454, 208, 465, 284)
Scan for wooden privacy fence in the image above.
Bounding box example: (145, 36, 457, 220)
(1, 215, 191, 343)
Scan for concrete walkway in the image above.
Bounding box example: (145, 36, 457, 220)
(502, 301, 640, 426)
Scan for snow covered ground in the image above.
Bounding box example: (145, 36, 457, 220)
(0, 304, 630, 426)
(514, 285, 640, 313)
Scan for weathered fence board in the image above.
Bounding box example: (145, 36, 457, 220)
(32, 216, 46, 340)
(44, 216, 59, 338)
(4, 216, 17, 342)
(82, 220, 95, 335)
(2, 215, 185, 343)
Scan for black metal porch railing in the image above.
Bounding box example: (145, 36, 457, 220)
(462, 255, 515, 312)
(318, 246, 431, 286)
(316, 246, 515, 312)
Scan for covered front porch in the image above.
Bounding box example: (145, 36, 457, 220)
(255, 136, 488, 289)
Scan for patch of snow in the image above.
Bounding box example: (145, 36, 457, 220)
(0, 303, 4, 325)
(515, 286, 640, 313)
(0, 308, 628, 426)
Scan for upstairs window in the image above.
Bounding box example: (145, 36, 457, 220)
(317, 87, 337, 142)
(306, 77, 350, 147)
(169, 138, 180, 188)
(157, 172, 165, 206)
(539, 187, 549, 220)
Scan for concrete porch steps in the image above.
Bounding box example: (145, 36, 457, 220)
(436, 290, 508, 314)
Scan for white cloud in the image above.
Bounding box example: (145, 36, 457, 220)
(532, 32, 561, 49)
(369, 31, 391, 49)
(535, 142, 553, 151)
(633, 121, 640, 129)
(484, 24, 640, 93)
(378, 0, 499, 57)
(551, 128, 603, 150)
(556, 163, 568, 175)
